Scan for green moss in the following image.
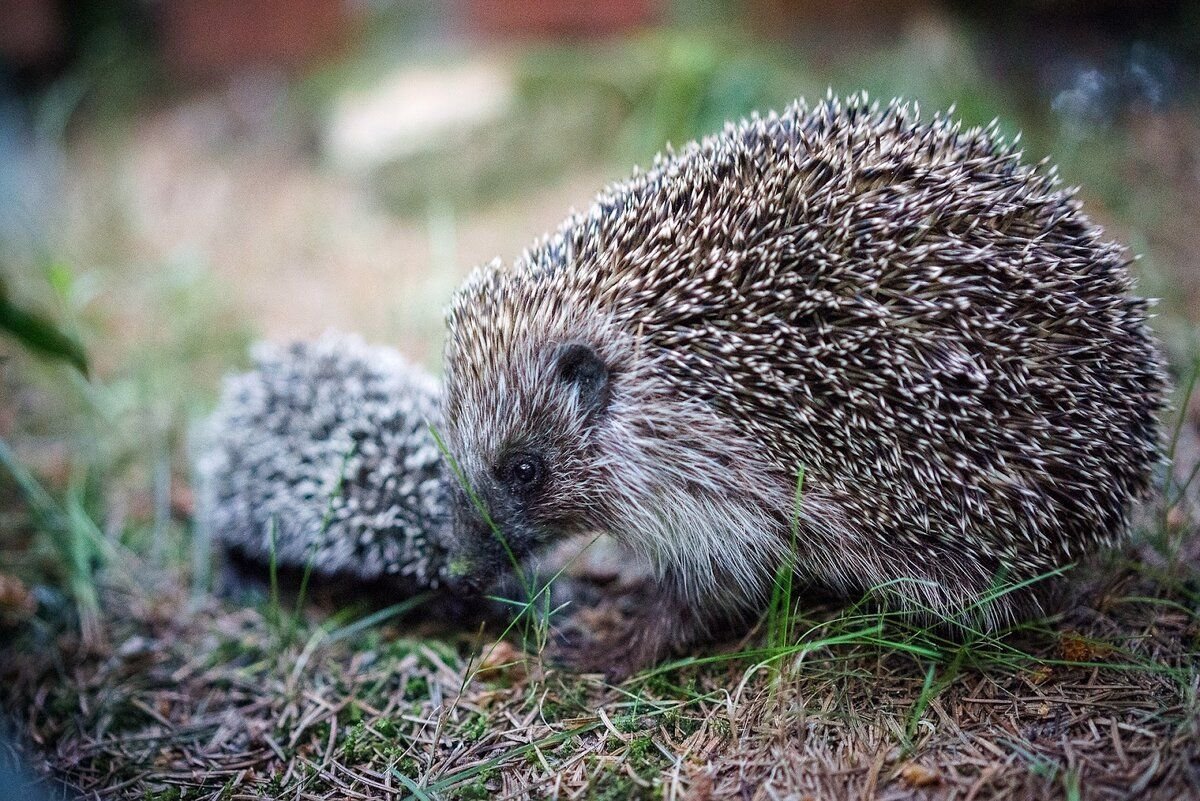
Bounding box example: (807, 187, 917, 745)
(461, 711, 489, 742)
(535, 677, 589, 722)
(341, 721, 372, 762)
(613, 713, 641, 733)
(584, 754, 660, 801)
(449, 769, 496, 800)
(403, 674, 429, 700)
(628, 736, 654, 762)
(660, 707, 702, 739)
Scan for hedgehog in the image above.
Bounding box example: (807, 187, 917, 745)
(194, 332, 455, 597)
(440, 94, 1168, 675)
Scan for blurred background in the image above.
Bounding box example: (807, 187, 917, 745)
(0, 0, 1198, 632)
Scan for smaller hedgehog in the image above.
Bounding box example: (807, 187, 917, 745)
(194, 332, 454, 596)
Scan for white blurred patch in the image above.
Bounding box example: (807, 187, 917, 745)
(326, 59, 515, 171)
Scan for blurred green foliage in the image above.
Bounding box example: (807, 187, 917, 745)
(1, 257, 250, 640)
(0, 275, 88, 375)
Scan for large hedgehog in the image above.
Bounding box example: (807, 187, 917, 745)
(441, 95, 1167, 674)
(195, 332, 454, 596)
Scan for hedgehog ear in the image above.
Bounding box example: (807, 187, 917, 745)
(555, 342, 610, 416)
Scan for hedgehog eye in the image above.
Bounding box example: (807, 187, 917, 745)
(501, 452, 545, 491)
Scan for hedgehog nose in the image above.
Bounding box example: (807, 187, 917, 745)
(445, 569, 485, 596)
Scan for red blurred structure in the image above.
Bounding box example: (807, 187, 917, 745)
(157, 0, 353, 79)
(0, 0, 64, 68)
(461, 0, 662, 39)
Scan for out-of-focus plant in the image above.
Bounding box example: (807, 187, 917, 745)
(517, 29, 812, 167)
(513, 23, 1029, 174)
(0, 268, 102, 641)
(1, 258, 250, 642)
(0, 437, 107, 644)
(0, 275, 88, 375)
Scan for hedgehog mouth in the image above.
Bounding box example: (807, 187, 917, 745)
(444, 568, 488, 596)
(444, 525, 538, 597)
(445, 550, 526, 597)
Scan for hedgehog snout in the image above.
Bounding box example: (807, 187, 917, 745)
(443, 502, 491, 593)
(444, 562, 487, 595)
(444, 487, 527, 596)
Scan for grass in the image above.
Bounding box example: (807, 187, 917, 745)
(764, 466, 805, 656)
(1, 531, 1195, 799)
(0, 436, 106, 644)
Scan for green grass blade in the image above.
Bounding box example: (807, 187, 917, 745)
(0, 282, 89, 375)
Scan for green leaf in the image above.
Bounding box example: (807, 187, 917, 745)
(0, 277, 89, 375)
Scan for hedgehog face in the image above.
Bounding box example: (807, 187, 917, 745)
(442, 336, 614, 592)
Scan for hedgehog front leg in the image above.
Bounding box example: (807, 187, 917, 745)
(544, 576, 719, 679)
(525, 535, 745, 678)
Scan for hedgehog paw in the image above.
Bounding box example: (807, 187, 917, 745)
(541, 579, 704, 680)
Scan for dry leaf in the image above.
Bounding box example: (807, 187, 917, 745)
(1060, 632, 1112, 662)
(1026, 664, 1053, 686)
(476, 640, 529, 681)
(898, 762, 940, 787)
(0, 573, 36, 622)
